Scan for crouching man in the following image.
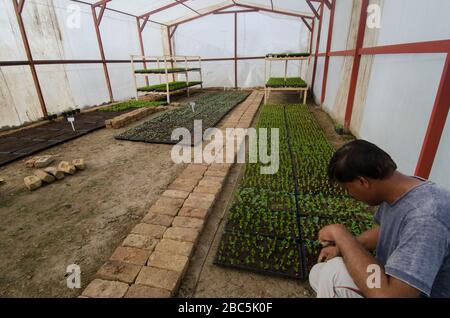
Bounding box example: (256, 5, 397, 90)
(309, 140, 450, 298)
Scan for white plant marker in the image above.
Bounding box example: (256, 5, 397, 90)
(190, 102, 196, 113)
(67, 116, 76, 131)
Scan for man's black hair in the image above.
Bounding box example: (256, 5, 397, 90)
(328, 140, 397, 183)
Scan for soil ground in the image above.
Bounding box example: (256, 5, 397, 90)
(0, 91, 211, 297)
(0, 90, 354, 298)
(178, 92, 355, 297)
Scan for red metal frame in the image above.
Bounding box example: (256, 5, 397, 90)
(235, 12, 238, 89)
(136, 17, 149, 86)
(301, 17, 313, 32)
(343, 0, 369, 130)
(358, 40, 450, 55)
(328, 49, 356, 56)
(308, 19, 315, 54)
(12, 0, 48, 118)
(92, 2, 114, 102)
(322, 0, 332, 10)
(321, 0, 335, 104)
(415, 54, 450, 179)
(306, 0, 320, 19)
(311, 2, 324, 93)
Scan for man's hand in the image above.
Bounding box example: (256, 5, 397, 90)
(318, 224, 348, 244)
(317, 246, 341, 263)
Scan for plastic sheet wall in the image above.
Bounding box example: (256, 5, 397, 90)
(0, 0, 164, 128)
(312, 0, 450, 190)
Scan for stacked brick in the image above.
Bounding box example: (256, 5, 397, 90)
(81, 91, 264, 298)
(105, 106, 166, 129)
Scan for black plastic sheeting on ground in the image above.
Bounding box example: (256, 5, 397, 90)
(0, 111, 126, 167)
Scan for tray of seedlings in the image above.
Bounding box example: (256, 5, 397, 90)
(115, 91, 250, 145)
(134, 68, 201, 74)
(266, 77, 307, 88)
(216, 103, 374, 280)
(265, 53, 311, 58)
(99, 100, 167, 112)
(137, 81, 202, 92)
(215, 104, 307, 279)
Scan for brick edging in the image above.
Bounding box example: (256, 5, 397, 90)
(105, 106, 167, 129)
(81, 91, 264, 298)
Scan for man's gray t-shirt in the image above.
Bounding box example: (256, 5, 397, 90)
(374, 180, 450, 298)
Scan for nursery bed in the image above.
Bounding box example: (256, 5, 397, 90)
(215, 104, 373, 280)
(135, 67, 201, 74)
(137, 81, 202, 92)
(115, 91, 250, 145)
(0, 111, 127, 167)
(99, 100, 167, 112)
(266, 77, 307, 88)
(266, 53, 311, 58)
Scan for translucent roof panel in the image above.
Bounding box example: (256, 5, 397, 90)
(105, 0, 176, 17)
(150, 5, 193, 23)
(83, 0, 316, 23)
(237, 0, 314, 15)
(184, 0, 230, 11)
(272, 0, 317, 13)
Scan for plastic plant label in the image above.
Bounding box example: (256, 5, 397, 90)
(67, 116, 75, 131)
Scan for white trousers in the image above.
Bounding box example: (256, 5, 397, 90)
(309, 257, 364, 298)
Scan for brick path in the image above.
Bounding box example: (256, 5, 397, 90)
(81, 90, 263, 298)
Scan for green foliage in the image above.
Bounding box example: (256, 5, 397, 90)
(266, 53, 311, 58)
(266, 77, 307, 88)
(99, 100, 167, 112)
(115, 91, 250, 144)
(216, 104, 373, 278)
(137, 81, 202, 92)
(134, 68, 200, 74)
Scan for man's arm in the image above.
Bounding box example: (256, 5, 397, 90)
(319, 224, 421, 298)
(356, 225, 379, 251)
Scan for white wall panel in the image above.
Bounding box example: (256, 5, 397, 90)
(358, 54, 446, 176)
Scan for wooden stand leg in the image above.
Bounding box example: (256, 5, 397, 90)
(303, 89, 307, 105)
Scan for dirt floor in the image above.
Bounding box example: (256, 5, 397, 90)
(0, 90, 355, 298)
(177, 92, 355, 298)
(0, 91, 214, 298)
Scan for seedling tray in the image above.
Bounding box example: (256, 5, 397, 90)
(266, 53, 311, 58)
(115, 91, 250, 145)
(266, 77, 307, 88)
(135, 68, 201, 74)
(215, 104, 373, 277)
(137, 81, 202, 92)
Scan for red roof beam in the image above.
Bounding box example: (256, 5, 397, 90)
(306, 0, 320, 18)
(301, 17, 313, 32)
(169, 4, 235, 27)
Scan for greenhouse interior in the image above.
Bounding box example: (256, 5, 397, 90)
(0, 0, 450, 300)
